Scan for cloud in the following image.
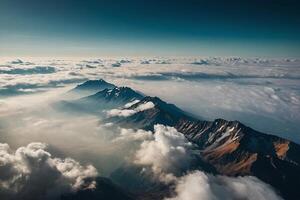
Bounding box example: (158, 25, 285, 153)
(131, 71, 300, 82)
(106, 101, 154, 117)
(9, 59, 23, 64)
(119, 59, 131, 64)
(0, 142, 98, 200)
(130, 73, 169, 81)
(81, 59, 102, 64)
(0, 66, 56, 75)
(191, 60, 210, 65)
(140, 60, 150, 64)
(123, 100, 141, 108)
(166, 171, 283, 200)
(155, 60, 171, 64)
(106, 109, 136, 117)
(135, 101, 155, 111)
(0, 77, 87, 96)
(111, 62, 122, 67)
(85, 64, 97, 68)
(113, 128, 153, 142)
(134, 124, 193, 183)
(126, 76, 300, 143)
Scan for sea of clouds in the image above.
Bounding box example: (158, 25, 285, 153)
(0, 56, 299, 142)
(0, 56, 298, 199)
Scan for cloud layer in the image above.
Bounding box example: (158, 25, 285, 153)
(166, 171, 282, 200)
(0, 142, 98, 200)
(0, 66, 56, 75)
(0, 56, 299, 141)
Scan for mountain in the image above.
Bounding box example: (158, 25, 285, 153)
(106, 95, 300, 200)
(78, 86, 144, 111)
(58, 86, 144, 114)
(69, 79, 116, 97)
(108, 96, 197, 130)
(84, 87, 143, 104)
(58, 80, 300, 199)
(175, 119, 300, 200)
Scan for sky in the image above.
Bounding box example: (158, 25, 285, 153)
(1, 0, 300, 57)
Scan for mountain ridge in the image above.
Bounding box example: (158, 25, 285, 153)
(62, 79, 300, 199)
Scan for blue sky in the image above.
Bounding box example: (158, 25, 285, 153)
(1, 0, 300, 57)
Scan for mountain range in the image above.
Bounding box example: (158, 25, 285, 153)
(57, 79, 300, 200)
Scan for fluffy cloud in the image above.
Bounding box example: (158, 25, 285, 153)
(113, 128, 153, 142)
(106, 101, 155, 117)
(166, 171, 282, 200)
(134, 124, 193, 183)
(106, 108, 136, 117)
(0, 142, 98, 200)
(123, 100, 140, 108)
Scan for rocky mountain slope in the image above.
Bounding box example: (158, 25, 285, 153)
(107, 94, 300, 200)
(61, 80, 300, 199)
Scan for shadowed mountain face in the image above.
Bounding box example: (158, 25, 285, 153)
(75, 87, 144, 112)
(84, 87, 144, 105)
(57, 80, 300, 199)
(107, 96, 196, 130)
(58, 86, 144, 114)
(176, 119, 300, 200)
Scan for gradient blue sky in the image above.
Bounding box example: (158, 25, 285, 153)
(1, 0, 300, 57)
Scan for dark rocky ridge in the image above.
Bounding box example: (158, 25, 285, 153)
(111, 95, 300, 200)
(58, 86, 144, 114)
(84, 87, 144, 104)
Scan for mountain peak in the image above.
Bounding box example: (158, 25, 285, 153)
(85, 86, 144, 106)
(102, 87, 143, 99)
(112, 96, 196, 130)
(74, 79, 116, 91)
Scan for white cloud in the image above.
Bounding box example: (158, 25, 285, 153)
(0, 142, 98, 199)
(166, 171, 283, 200)
(106, 108, 136, 117)
(106, 101, 155, 117)
(124, 100, 140, 108)
(135, 101, 155, 111)
(134, 124, 193, 183)
(113, 128, 153, 142)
